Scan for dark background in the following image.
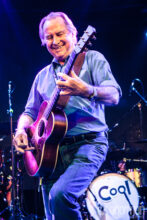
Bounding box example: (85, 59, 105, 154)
(0, 0, 147, 128)
(0, 0, 147, 218)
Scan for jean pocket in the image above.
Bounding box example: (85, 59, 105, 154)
(60, 144, 80, 168)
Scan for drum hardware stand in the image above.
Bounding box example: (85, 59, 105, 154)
(137, 199, 146, 220)
(87, 187, 104, 212)
(7, 81, 25, 219)
(119, 188, 139, 219)
(14, 153, 25, 218)
(130, 80, 147, 144)
(78, 192, 94, 220)
(0, 136, 13, 218)
(0, 206, 10, 218)
(0, 173, 10, 217)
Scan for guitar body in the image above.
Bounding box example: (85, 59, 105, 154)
(23, 101, 68, 177)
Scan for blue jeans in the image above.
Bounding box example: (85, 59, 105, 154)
(41, 134, 108, 220)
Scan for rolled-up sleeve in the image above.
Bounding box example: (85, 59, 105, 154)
(87, 51, 122, 97)
(24, 75, 42, 120)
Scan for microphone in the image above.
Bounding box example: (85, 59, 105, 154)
(129, 80, 135, 95)
(129, 78, 141, 96)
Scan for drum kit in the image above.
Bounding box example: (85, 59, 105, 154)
(80, 168, 146, 220)
(79, 100, 147, 220)
(0, 124, 25, 219)
(0, 147, 12, 219)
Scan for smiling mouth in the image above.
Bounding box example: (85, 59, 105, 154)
(52, 44, 64, 50)
(56, 45, 63, 49)
(55, 47, 63, 51)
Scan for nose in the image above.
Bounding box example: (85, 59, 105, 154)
(53, 36, 59, 45)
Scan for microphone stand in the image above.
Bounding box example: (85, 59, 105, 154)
(7, 81, 16, 218)
(7, 82, 17, 218)
(131, 86, 147, 142)
(131, 87, 147, 106)
(7, 82, 24, 219)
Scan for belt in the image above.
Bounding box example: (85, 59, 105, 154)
(60, 131, 106, 145)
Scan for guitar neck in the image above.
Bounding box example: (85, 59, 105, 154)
(63, 50, 77, 75)
(43, 86, 59, 120)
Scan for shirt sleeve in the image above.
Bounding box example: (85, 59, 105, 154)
(87, 50, 122, 97)
(24, 74, 43, 120)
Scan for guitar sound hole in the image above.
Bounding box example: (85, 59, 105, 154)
(38, 120, 45, 137)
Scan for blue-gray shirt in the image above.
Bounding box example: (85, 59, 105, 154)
(24, 50, 121, 136)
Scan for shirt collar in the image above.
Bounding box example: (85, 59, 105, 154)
(52, 56, 69, 69)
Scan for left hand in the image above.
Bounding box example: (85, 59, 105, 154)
(56, 70, 93, 97)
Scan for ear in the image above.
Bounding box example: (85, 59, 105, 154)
(42, 39, 46, 46)
(71, 32, 77, 45)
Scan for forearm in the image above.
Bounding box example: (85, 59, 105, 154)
(16, 114, 34, 132)
(56, 72, 120, 105)
(87, 85, 120, 106)
(14, 114, 34, 152)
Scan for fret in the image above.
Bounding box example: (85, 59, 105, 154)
(64, 50, 76, 75)
(44, 86, 60, 119)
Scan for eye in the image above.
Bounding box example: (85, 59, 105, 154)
(57, 31, 64, 36)
(45, 35, 52, 40)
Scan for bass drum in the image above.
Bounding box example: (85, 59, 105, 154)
(86, 173, 139, 220)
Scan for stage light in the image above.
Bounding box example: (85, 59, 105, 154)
(145, 31, 147, 38)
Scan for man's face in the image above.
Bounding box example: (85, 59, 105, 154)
(43, 17, 75, 64)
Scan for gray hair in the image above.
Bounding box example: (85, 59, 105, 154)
(39, 12, 78, 46)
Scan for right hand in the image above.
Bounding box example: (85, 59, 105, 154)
(13, 129, 34, 153)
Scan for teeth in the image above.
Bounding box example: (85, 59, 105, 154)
(54, 45, 63, 50)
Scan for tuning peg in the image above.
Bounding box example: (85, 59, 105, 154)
(80, 37, 86, 43)
(77, 43, 82, 49)
(92, 35, 96, 40)
(87, 41, 92, 47)
(84, 48, 89, 52)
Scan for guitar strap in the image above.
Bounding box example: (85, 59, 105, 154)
(56, 52, 86, 109)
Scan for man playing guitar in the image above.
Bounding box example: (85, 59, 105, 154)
(13, 11, 121, 220)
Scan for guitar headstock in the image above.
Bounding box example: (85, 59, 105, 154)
(74, 25, 96, 54)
